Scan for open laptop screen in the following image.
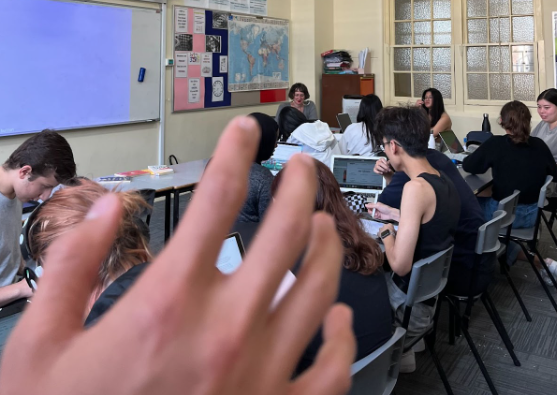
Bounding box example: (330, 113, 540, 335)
(332, 157, 384, 190)
(439, 130, 465, 154)
(336, 113, 352, 133)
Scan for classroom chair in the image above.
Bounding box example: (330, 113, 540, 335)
(501, 176, 557, 314)
(399, 246, 455, 395)
(466, 131, 493, 147)
(445, 210, 517, 395)
(496, 191, 532, 322)
(348, 327, 406, 395)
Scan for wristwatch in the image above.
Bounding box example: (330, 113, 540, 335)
(380, 229, 394, 240)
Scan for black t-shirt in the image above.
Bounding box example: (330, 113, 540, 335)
(463, 135, 557, 204)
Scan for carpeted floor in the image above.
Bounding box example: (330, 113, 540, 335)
(147, 194, 557, 395)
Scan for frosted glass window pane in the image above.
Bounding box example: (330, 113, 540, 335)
(490, 17, 510, 43)
(394, 48, 412, 71)
(489, 46, 511, 72)
(413, 48, 431, 71)
(467, 0, 487, 17)
(414, 22, 432, 45)
(512, 74, 535, 101)
(433, 0, 451, 19)
(511, 0, 533, 15)
(433, 21, 452, 44)
(433, 74, 452, 99)
(395, 0, 412, 20)
(467, 47, 487, 72)
(433, 48, 451, 71)
(395, 22, 412, 45)
(414, 74, 431, 97)
(468, 19, 488, 43)
(394, 73, 412, 97)
(512, 16, 534, 42)
(468, 74, 488, 99)
(489, 74, 511, 100)
(512, 45, 534, 72)
(414, 0, 431, 20)
(489, 0, 509, 16)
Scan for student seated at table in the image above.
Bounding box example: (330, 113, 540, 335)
(24, 179, 152, 322)
(416, 88, 452, 137)
(275, 82, 318, 122)
(235, 113, 278, 225)
(367, 106, 460, 373)
(339, 94, 383, 156)
(0, 130, 76, 307)
(277, 106, 341, 165)
(532, 88, 557, 162)
(463, 101, 557, 278)
(272, 158, 393, 376)
(374, 147, 490, 297)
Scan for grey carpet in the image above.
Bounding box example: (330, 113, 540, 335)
(147, 196, 557, 395)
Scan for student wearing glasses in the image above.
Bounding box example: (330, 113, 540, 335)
(416, 88, 452, 137)
(366, 106, 460, 373)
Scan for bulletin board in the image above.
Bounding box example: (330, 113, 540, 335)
(172, 6, 289, 112)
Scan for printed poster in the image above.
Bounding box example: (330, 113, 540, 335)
(212, 77, 224, 102)
(209, 0, 230, 11)
(201, 53, 213, 77)
(188, 52, 201, 65)
(194, 9, 206, 34)
(175, 34, 193, 51)
(212, 12, 229, 29)
(230, 0, 248, 13)
(249, 0, 267, 16)
(184, 0, 209, 7)
(175, 7, 188, 33)
(176, 52, 189, 78)
(219, 56, 228, 73)
(189, 78, 201, 103)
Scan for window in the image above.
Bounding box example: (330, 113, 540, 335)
(465, 0, 535, 102)
(392, 0, 453, 100)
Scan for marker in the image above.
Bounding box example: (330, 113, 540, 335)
(138, 67, 146, 82)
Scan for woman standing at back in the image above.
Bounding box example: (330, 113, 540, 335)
(339, 94, 383, 156)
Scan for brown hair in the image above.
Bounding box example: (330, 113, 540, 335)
(28, 180, 152, 301)
(500, 100, 531, 144)
(271, 159, 383, 275)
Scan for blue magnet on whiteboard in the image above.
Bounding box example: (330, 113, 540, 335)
(138, 67, 146, 82)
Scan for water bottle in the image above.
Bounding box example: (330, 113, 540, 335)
(482, 113, 491, 132)
(428, 130, 436, 149)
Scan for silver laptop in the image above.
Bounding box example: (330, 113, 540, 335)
(330, 155, 386, 195)
(262, 143, 303, 172)
(439, 130, 467, 154)
(336, 113, 352, 133)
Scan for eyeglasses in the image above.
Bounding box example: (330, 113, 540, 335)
(383, 139, 402, 148)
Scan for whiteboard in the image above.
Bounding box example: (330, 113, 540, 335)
(0, 0, 162, 137)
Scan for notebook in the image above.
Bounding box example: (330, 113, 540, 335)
(336, 113, 352, 133)
(330, 155, 386, 195)
(215, 233, 295, 309)
(0, 299, 28, 358)
(261, 143, 303, 172)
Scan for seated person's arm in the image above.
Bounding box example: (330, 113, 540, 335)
(381, 181, 427, 276)
(374, 158, 394, 185)
(307, 102, 318, 120)
(431, 112, 452, 137)
(462, 137, 494, 174)
(0, 281, 32, 307)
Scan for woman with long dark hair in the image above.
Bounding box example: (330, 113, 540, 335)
(416, 88, 452, 137)
(272, 158, 392, 375)
(532, 88, 557, 161)
(339, 94, 383, 156)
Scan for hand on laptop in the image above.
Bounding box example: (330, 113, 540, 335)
(366, 201, 401, 222)
(0, 116, 355, 395)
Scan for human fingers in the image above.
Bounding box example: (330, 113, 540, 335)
(227, 154, 317, 319)
(265, 213, 343, 374)
(153, 116, 260, 282)
(289, 304, 355, 395)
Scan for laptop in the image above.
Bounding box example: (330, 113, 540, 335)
(215, 233, 295, 309)
(330, 155, 386, 196)
(0, 299, 28, 358)
(336, 113, 352, 133)
(439, 130, 470, 161)
(262, 142, 303, 172)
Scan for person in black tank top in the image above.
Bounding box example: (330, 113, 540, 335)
(366, 106, 460, 373)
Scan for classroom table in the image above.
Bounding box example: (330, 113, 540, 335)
(457, 167, 493, 195)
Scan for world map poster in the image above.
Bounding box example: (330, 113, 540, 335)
(228, 15, 289, 92)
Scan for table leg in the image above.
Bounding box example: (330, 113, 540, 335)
(173, 190, 181, 232)
(164, 192, 171, 242)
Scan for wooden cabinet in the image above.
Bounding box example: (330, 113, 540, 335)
(320, 74, 375, 126)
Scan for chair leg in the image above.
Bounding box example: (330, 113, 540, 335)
(424, 331, 455, 395)
(448, 298, 456, 345)
(541, 212, 557, 247)
(452, 308, 500, 395)
(518, 242, 557, 313)
(499, 258, 532, 321)
(481, 293, 521, 366)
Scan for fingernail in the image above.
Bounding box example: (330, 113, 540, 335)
(86, 194, 118, 220)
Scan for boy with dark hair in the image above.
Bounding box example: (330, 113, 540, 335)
(0, 130, 76, 303)
(367, 106, 460, 373)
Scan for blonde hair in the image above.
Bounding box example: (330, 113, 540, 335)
(29, 180, 152, 300)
